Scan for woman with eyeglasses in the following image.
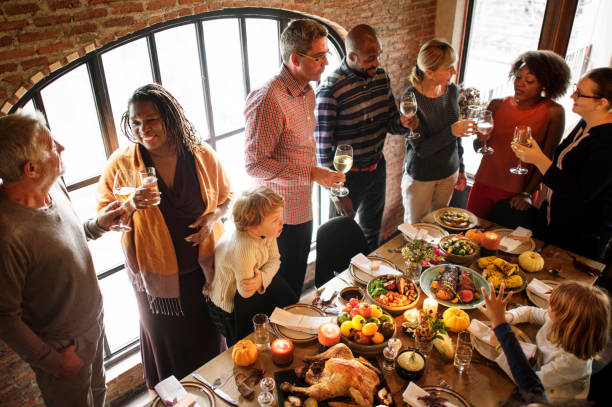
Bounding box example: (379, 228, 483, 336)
(466, 50, 571, 223)
(512, 67, 612, 261)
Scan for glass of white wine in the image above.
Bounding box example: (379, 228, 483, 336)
(330, 144, 353, 197)
(110, 169, 137, 232)
(400, 91, 420, 140)
(510, 125, 532, 175)
(476, 109, 494, 155)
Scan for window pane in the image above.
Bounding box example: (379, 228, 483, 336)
(41, 65, 107, 186)
(23, 100, 35, 113)
(99, 270, 140, 352)
(156, 23, 209, 139)
(202, 19, 245, 135)
(246, 18, 280, 90)
(102, 38, 154, 149)
(214, 132, 254, 194)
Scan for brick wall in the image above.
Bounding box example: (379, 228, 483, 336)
(0, 1, 436, 405)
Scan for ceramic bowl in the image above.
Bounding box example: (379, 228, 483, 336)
(439, 234, 480, 264)
(396, 348, 426, 381)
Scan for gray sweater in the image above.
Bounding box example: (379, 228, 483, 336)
(0, 182, 104, 373)
(403, 83, 465, 181)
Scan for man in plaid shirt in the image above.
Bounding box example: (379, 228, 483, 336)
(315, 25, 413, 250)
(244, 19, 345, 300)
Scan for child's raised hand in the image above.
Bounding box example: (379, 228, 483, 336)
(239, 267, 263, 295)
(478, 282, 513, 328)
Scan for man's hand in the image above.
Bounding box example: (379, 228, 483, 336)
(96, 201, 127, 231)
(455, 172, 467, 191)
(337, 196, 355, 216)
(240, 267, 263, 296)
(185, 212, 215, 246)
(400, 114, 419, 130)
(510, 194, 531, 211)
(52, 345, 84, 379)
(311, 167, 345, 188)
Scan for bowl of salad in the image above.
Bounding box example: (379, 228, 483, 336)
(439, 234, 480, 264)
(366, 274, 420, 314)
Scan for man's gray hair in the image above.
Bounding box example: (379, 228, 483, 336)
(0, 109, 48, 182)
(280, 19, 328, 65)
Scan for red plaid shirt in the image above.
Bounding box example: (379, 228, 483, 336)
(244, 65, 317, 225)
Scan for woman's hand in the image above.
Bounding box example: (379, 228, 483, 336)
(185, 211, 216, 246)
(478, 282, 513, 328)
(240, 267, 263, 296)
(400, 114, 419, 130)
(132, 184, 161, 209)
(511, 139, 545, 165)
(451, 119, 476, 138)
(455, 172, 467, 191)
(510, 194, 532, 211)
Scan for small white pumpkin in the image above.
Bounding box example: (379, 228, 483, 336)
(518, 251, 545, 273)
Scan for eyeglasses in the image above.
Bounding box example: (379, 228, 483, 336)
(572, 83, 601, 99)
(297, 51, 331, 63)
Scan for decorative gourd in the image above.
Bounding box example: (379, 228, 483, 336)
(433, 332, 455, 360)
(465, 229, 484, 245)
(481, 231, 501, 250)
(518, 251, 545, 273)
(442, 307, 470, 332)
(232, 339, 258, 366)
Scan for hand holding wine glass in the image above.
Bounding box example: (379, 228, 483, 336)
(330, 144, 353, 197)
(110, 169, 137, 232)
(400, 91, 421, 140)
(510, 125, 532, 175)
(476, 110, 494, 155)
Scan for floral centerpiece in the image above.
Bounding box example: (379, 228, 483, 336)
(458, 85, 482, 119)
(414, 311, 447, 357)
(401, 239, 445, 281)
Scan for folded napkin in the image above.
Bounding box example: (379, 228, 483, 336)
(154, 375, 196, 407)
(468, 319, 537, 359)
(527, 278, 553, 301)
(398, 223, 433, 243)
(402, 382, 457, 407)
(500, 226, 532, 252)
(350, 253, 398, 278)
(270, 307, 334, 334)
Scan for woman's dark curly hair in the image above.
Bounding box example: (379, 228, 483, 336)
(509, 50, 571, 100)
(120, 83, 201, 156)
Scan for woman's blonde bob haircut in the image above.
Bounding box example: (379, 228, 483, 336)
(410, 39, 457, 86)
(547, 281, 610, 360)
(232, 186, 284, 232)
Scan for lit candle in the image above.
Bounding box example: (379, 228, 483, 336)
(423, 297, 439, 316)
(318, 322, 341, 347)
(403, 308, 420, 324)
(270, 338, 294, 366)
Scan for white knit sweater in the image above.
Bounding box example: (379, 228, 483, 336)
(209, 229, 280, 313)
(495, 306, 591, 400)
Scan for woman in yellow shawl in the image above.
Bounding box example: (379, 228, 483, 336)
(97, 84, 232, 388)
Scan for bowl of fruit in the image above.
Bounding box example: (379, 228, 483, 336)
(337, 299, 396, 356)
(439, 234, 480, 264)
(366, 275, 420, 314)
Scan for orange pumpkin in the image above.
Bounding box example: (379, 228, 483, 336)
(481, 231, 501, 250)
(232, 339, 258, 366)
(465, 229, 484, 244)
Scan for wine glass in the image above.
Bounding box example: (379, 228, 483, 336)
(400, 91, 421, 140)
(110, 169, 137, 232)
(476, 110, 494, 155)
(510, 125, 532, 175)
(330, 144, 353, 197)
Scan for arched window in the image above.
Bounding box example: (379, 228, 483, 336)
(14, 8, 345, 365)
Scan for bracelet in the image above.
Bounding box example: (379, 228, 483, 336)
(519, 192, 531, 198)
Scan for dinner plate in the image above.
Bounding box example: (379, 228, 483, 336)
(150, 381, 215, 407)
(420, 264, 490, 309)
(271, 304, 325, 343)
(398, 222, 449, 244)
(526, 279, 560, 309)
(470, 323, 532, 362)
(491, 228, 536, 254)
(431, 207, 479, 231)
(349, 255, 402, 286)
(420, 385, 470, 407)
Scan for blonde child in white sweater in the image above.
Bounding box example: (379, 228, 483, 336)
(495, 281, 610, 400)
(208, 186, 294, 345)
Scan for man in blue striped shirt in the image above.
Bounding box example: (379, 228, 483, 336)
(315, 24, 413, 250)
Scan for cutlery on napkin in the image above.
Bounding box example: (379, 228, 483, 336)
(398, 223, 433, 242)
(402, 382, 458, 407)
(350, 253, 398, 277)
(468, 319, 537, 359)
(500, 226, 532, 252)
(154, 375, 196, 407)
(269, 307, 333, 334)
(527, 278, 553, 302)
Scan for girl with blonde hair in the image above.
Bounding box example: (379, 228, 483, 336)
(496, 281, 611, 399)
(401, 39, 472, 223)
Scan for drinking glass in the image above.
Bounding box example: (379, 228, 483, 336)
(400, 91, 421, 140)
(258, 377, 275, 406)
(415, 333, 434, 358)
(510, 125, 532, 175)
(330, 144, 353, 197)
(454, 331, 473, 373)
(382, 345, 397, 373)
(110, 169, 137, 232)
(139, 167, 161, 206)
(476, 110, 494, 155)
(252, 313, 270, 351)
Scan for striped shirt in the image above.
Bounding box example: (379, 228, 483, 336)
(315, 60, 406, 168)
(244, 65, 316, 225)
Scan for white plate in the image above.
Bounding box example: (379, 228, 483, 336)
(348, 256, 402, 286)
(491, 228, 536, 254)
(271, 304, 325, 343)
(151, 381, 215, 407)
(430, 207, 479, 231)
(526, 279, 560, 309)
(398, 222, 449, 244)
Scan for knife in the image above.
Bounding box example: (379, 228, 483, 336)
(192, 372, 239, 406)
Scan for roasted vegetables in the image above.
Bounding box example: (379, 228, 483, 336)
(369, 276, 418, 307)
(480, 256, 524, 290)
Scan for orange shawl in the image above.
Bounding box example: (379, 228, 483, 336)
(96, 143, 232, 315)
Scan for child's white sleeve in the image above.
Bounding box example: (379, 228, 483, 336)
(536, 353, 590, 389)
(258, 238, 281, 293)
(508, 306, 548, 326)
(234, 242, 259, 298)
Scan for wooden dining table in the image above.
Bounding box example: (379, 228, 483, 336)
(184, 217, 604, 407)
